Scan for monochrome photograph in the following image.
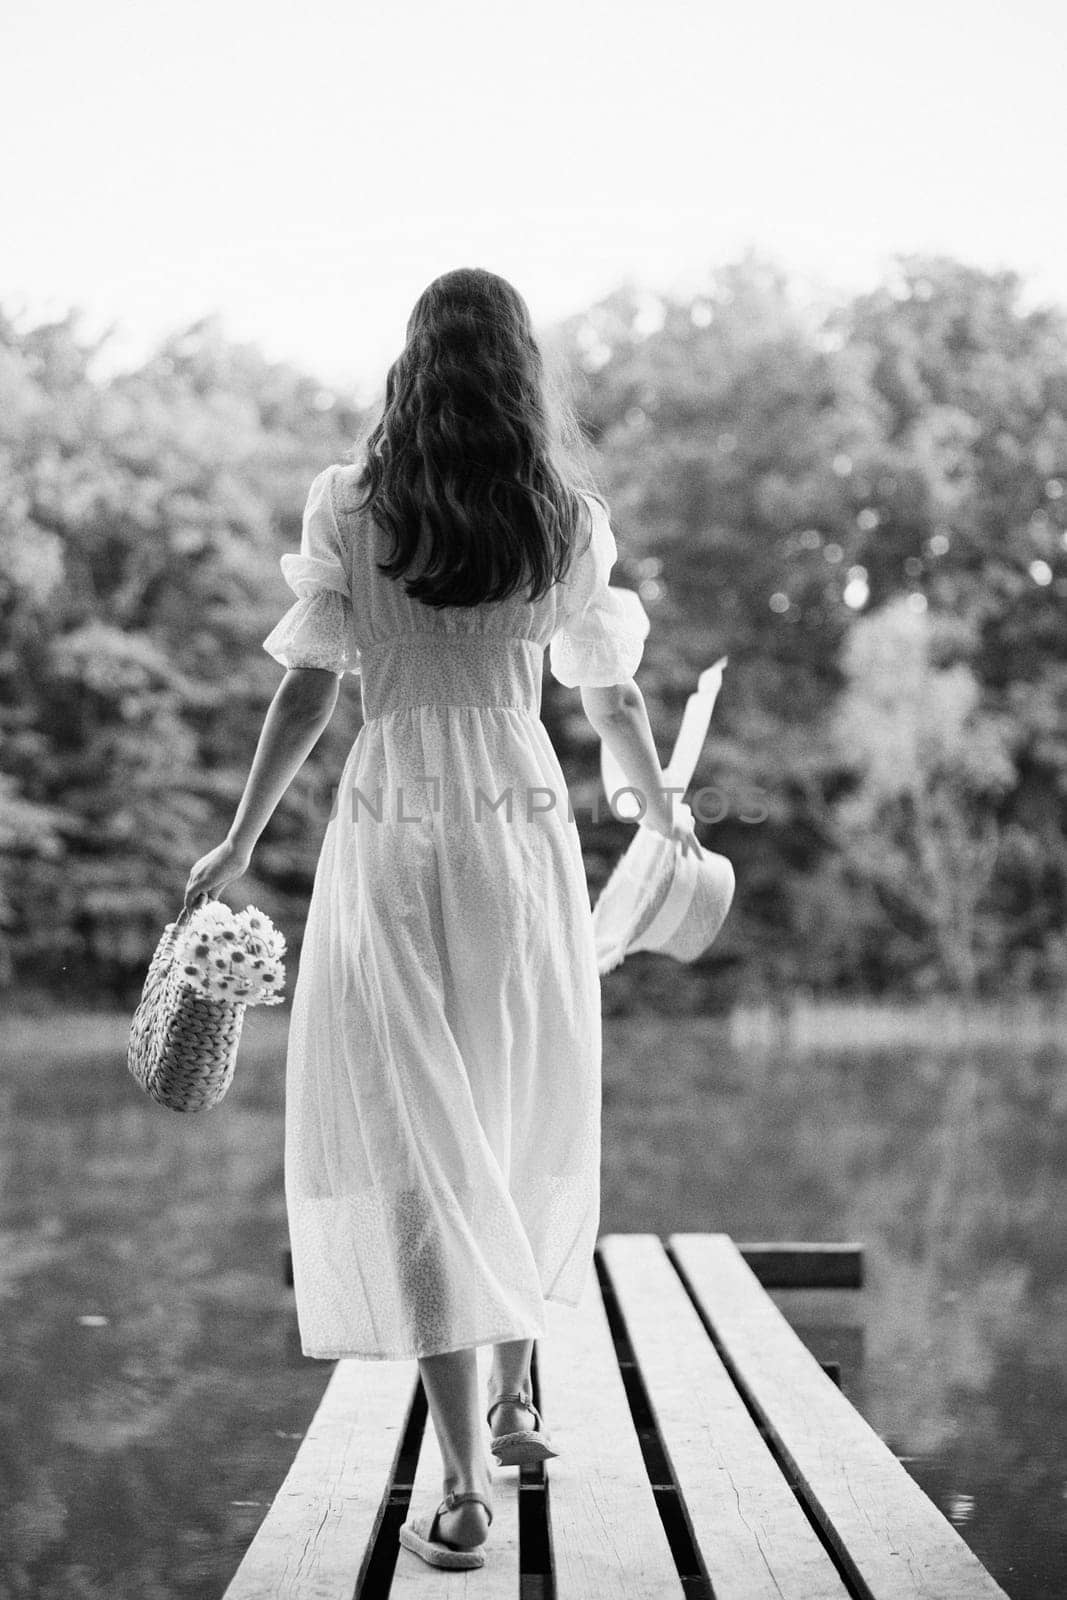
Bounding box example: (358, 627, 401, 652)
(1, 1, 1064, 1595)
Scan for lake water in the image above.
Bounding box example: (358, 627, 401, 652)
(1, 1009, 1063, 1598)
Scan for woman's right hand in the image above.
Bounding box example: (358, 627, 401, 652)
(641, 798, 706, 858)
(670, 813, 705, 858)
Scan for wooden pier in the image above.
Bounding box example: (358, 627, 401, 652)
(222, 1233, 1008, 1598)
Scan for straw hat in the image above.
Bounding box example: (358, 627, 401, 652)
(592, 659, 735, 975)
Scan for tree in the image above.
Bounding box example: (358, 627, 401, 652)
(831, 598, 1016, 995)
(549, 256, 888, 1001)
(4, 253, 1067, 1007)
(0, 310, 365, 1002)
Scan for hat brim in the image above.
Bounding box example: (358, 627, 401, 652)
(593, 836, 735, 974)
(591, 828, 677, 975)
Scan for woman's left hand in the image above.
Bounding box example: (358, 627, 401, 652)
(184, 838, 253, 913)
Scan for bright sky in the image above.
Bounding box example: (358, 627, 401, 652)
(3, 0, 1065, 400)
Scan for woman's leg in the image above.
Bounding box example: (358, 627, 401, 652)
(417, 1345, 493, 1549)
(489, 1335, 533, 1395)
(488, 1336, 536, 1433)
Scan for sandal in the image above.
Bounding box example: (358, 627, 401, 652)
(398, 1490, 493, 1569)
(487, 1387, 559, 1466)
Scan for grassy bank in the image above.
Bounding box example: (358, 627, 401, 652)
(5, 994, 1066, 1062)
(728, 994, 1067, 1053)
(0, 1004, 291, 1062)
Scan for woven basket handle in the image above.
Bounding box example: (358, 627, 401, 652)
(171, 894, 210, 936)
(177, 896, 217, 921)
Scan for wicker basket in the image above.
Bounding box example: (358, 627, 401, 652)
(127, 905, 247, 1113)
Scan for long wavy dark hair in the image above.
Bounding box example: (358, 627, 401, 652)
(342, 267, 606, 609)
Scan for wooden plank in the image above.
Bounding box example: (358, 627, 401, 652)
(221, 1357, 417, 1600)
(392, 1348, 519, 1599)
(670, 1234, 1010, 1600)
(601, 1234, 848, 1600)
(540, 1262, 685, 1597)
(739, 1242, 865, 1289)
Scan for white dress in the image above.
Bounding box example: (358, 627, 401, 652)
(262, 463, 648, 1360)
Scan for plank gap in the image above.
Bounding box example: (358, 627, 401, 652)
(593, 1249, 715, 1600)
(389, 1375, 427, 1491)
(355, 1376, 427, 1599)
(525, 1341, 557, 1598)
(664, 1240, 868, 1600)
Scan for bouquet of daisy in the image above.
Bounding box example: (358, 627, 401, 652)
(171, 901, 287, 1004)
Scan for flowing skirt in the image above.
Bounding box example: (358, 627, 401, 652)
(284, 706, 602, 1360)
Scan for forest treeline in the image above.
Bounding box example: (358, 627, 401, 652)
(1, 253, 1065, 1011)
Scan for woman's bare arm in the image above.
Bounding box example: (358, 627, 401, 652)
(580, 679, 703, 851)
(184, 668, 341, 908)
(226, 669, 341, 851)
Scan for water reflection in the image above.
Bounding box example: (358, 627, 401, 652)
(601, 1021, 1067, 1598)
(0, 1014, 328, 1600)
(1, 1011, 1063, 1597)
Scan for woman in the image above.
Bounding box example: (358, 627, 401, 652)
(184, 267, 701, 1569)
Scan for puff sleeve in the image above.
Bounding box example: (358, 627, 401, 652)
(262, 466, 361, 676)
(548, 494, 650, 688)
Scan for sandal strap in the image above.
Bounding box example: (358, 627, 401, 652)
(486, 1389, 543, 1431)
(441, 1490, 494, 1524)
